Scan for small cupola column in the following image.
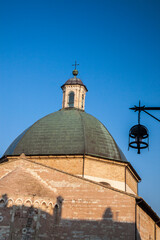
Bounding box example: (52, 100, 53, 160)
(61, 62, 88, 110)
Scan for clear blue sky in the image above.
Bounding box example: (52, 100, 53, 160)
(0, 0, 160, 215)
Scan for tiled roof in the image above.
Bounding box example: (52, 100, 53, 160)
(61, 77, 88, 91)
(4, 108, 127, 163)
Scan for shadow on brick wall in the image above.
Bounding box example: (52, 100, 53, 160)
(0, 194, 141, 240)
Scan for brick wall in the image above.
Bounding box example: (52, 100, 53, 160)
(137, 205, 155, 240)
(0, 157, 159, 239)
(28, 155, 84, 176)
(62, 84, 87, 110)
(126, 168, 138, 194)
(0, 158, 136, 239)
(4, 155, 139, 194)
(84, 157, 125, 181)
(156, 225, 160, 240)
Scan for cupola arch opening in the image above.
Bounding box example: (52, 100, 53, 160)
(68, 91, 75, 107)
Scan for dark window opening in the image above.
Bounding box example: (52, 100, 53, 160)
(81, 94, 84, 109)
(68, 91, 74, 107)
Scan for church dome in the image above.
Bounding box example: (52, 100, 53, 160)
(4, 108, 127, 163)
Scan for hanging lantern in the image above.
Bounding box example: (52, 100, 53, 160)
(129, 101, 160, 154)
(129, 124, 149, 154)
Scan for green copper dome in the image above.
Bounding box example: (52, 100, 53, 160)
(4, 108, 127, 162)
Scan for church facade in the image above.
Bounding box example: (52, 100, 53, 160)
(0, 68, 160, 239)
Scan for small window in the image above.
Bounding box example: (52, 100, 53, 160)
(81, 94, 84, 109)
(68, 91, 74, 107)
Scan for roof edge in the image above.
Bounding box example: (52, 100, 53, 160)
(136, 197, 160, 226)
(61, 80, 88, 92)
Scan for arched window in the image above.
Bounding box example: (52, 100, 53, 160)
(68, 91, 74, 107)
(81, 94, 84, 109)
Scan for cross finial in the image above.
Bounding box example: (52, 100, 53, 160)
(72, 61, 79, 70)
(72, 61, 79, 76)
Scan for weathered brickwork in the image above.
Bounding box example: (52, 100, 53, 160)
(137, 205, 156, 240)
(62, 84, 87, 110)
(3, 154, 139, 194)
(84, 157, 125, 181)
(28, 155, 84, 176)
(126, 168, 138, 194)
(156, 225, 160, 240)
(0, 157, 159, 239)
(31, 155, 139, 194)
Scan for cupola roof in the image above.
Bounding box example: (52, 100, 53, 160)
(61, 61, 88, 91)
(61, 76, 88, 91)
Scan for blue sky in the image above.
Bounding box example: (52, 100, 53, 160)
(0, 0, 160, 215)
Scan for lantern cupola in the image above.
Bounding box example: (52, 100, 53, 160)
(61, 62, 88, 110)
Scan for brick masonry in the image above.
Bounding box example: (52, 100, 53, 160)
(0, 156, 159, 239)
(12, 154, 139, 194)
(62, 84, 87, 110)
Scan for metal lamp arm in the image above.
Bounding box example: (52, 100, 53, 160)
(143, 110, 160, 122)
(130, 105, 160, 123)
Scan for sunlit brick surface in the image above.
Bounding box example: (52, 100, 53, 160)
(0, 156, 159, 239)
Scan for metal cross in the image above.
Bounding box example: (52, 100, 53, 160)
(72, 61, 79, 69)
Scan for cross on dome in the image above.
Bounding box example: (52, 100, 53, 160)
(72, 60, 79, 70)
(72, 61, 79, 76)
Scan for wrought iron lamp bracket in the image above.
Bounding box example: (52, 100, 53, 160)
(129, 101, 160, 154)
